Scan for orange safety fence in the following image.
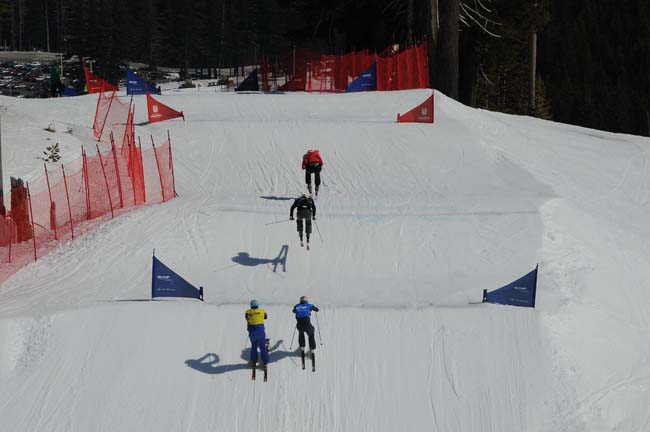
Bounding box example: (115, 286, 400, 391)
(92, 89, 133, 145)
(151, 132, 176, 203)
(0, 133, 176, 286)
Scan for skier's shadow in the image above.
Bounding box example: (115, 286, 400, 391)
(239, 339, 302, 365)
(185, 353, 251, 375)
(259, 195, 294, 201)
(185, 340, 302, 375)
(231, 245, 288, 272)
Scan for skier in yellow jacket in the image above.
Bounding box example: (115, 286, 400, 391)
(245, 300, 269, 365)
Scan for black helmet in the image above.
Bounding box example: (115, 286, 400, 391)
(300, 295, 308, 303)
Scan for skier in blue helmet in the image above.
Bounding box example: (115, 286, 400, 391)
(245, 299, 269, 365)
(292, 296, 319, 352)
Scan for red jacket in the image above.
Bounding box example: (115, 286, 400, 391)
(302, 150, 323, 169)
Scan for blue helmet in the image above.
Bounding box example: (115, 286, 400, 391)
(250, 299, 259, 308)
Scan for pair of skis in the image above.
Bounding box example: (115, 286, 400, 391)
(251, 339, 270, 382)
(301, 349, 316, 372)
(251, 361, 267, 382)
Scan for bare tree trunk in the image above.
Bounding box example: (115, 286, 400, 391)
(437, 0, 459, 99)
(219, 0, 226, 69)
(57, 0, 64, 52)
(18, 0, 25, 50)
(10, 2, 15, 49)
(184, 37, 190, 80)
(45, 1, 50, 52)
(148, 0, 160, 68)
(0, 8, 2, 50)
(427, 0, 439, 88)
(529, 31, 537, 116)
(407, 0, 414, 43)
(459, 30, 480, 107)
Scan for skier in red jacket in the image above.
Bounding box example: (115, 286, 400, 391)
(302, 150, 323, 196)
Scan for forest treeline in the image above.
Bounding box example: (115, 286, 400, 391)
(0, 0, 648, 136)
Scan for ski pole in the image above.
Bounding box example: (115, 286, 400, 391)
(314, 219, 323, 243)
(315, 311, 323, 346)
(289, 326, 296, 350)
(265, 219, 291, 226)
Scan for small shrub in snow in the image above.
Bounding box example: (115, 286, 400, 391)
(38, 142, 61, 163)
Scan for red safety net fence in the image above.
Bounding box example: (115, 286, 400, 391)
(93, 90, 133, 145)
(376, 41, 429, 91)
(274, 49, 319, 92)
(271, 49, 375, 93)
(263, 40, 429, 93)
(151, 132, 177, 203)
(0, 133, 176, 285)
(334, 50, 377, 90)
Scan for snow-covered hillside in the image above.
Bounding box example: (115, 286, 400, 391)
(0, 88, 649, 431)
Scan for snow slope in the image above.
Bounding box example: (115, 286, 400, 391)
(0, 88, 649, 431)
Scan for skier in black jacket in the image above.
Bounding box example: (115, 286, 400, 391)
(290, 194, 316, 246)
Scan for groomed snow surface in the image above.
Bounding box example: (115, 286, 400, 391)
(1, 88, 650, 431)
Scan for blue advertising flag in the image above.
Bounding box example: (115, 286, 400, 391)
(62, 86, 78, 97)
(346, 62, 377, 92)
(152, 255, 204, 301)
(235, 69, 260, 91)
(483, 265, 538, 308)
(126, 66, 161, 95)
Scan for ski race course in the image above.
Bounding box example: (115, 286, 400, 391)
(1, 88, 650, 431)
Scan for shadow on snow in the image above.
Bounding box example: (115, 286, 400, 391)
(185, 340, 302, 375)
(231, 245, 288, 272)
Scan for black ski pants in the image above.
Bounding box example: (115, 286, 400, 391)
(296, 211, 312, 236)
(305, 164, 321, 188)
(297, 320, 317, 350)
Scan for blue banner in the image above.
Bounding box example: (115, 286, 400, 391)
(346, 62, 377, 92)
(483, 265, 538, 308)
(62, 86, 78, 97)
(152, 255, 203, 301)
(126, 66, 161, 95)
(236, 69, 260, 91)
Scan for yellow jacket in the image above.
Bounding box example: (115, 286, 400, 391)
(245, 307, 267, 326)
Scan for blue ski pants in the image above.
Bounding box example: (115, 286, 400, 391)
(248, 326, 269, 364)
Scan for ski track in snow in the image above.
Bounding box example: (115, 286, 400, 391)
(0, 90, 649, 431)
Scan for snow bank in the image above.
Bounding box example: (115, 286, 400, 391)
(0, 89, 648, 430)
